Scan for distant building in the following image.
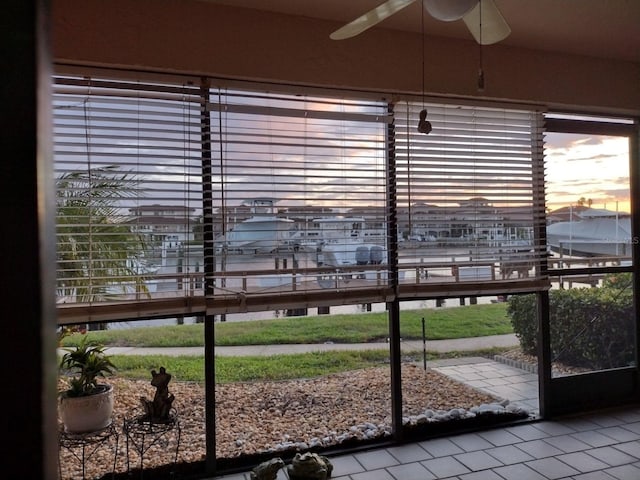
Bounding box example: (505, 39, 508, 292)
(400, 198, 533, 244)
(130, 198, 535, 248)
(127, 204, 198, 248)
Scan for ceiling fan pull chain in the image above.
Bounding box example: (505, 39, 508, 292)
(478, 0, 485, 91)
(418, 4, 431, 134)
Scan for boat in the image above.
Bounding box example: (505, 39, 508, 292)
(306, 217, 388, 288)
(317, 241, 387, 269)
(291, 216, 387, 266)
(546, 207, 632, 257)
(216, 198, 297, 254)
(294, 216, 395, 288)
(255, 216, 388, 289)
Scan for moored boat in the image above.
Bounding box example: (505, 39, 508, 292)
(546, 208, 632, 257)
(216, 198, 297, 254)
(290, 216, 387, 266)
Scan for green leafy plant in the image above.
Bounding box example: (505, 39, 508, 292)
(59, 336, 116, 397)
(507, 275, 635, 370)
(56, 166, 150, 303)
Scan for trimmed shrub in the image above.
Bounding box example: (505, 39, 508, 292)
(507, 274, 635, 370)
(506, 294, 538, 354)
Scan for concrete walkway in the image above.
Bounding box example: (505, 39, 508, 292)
(103, 333, 519, 357)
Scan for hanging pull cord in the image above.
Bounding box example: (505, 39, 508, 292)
(478, 0, 485, 91)
(417, 5, 431, 134)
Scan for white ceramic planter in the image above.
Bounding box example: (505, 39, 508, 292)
(59, 384, 114, 434)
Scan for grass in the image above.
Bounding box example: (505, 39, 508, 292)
(110, 347, 511, 384)
(59, 303, 515, 383)
(61, 302, 512, 347)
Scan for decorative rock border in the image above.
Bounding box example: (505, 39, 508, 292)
(493, 354, 538, 374)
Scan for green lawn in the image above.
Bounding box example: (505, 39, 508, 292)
(62, 302, 512, 348)
(58, 303, 515, 383)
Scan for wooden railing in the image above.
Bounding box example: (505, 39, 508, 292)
(57, 255, 633, 324)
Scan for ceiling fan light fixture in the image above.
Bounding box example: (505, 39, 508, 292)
(422, 0, 478, 22)
(463, 0, 511, 45)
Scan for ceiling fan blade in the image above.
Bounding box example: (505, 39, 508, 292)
(330, 0, 416, 40)
(423, 0, 478, 22)
(462, 0, 511, 45)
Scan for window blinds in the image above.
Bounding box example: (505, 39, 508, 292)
(53, 73, 549, 324)
(53, 76, 204, 319)
(393, 101, 547, 294)
(206, 87, 394, 311)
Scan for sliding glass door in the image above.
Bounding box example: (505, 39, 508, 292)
(542, 113, 639, 415)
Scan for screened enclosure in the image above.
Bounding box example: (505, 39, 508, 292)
(53, 71, 638, 478)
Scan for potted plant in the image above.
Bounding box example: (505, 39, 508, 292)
(58, 335, 116, 433)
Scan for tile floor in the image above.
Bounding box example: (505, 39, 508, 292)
(217, 358, 640, 480)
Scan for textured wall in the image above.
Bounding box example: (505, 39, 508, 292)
(52, 0, 639, 113)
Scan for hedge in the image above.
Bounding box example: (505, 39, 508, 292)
(507, 273, 635, 370)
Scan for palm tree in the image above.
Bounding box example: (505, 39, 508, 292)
(56, 166, 151, 303)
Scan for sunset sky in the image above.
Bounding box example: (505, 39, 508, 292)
(544, 132, 631, 214)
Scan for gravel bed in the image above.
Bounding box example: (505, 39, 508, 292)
(58, 363, 504, 479)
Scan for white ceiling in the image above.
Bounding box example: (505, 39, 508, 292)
(208, 0, 640, 63)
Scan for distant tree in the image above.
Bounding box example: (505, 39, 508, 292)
(56, 166, 150, 303)
(576, 197, 593, 208)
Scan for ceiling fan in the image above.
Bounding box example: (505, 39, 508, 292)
(330, 0, 511, 45)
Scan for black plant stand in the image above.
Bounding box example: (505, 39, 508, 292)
(58, 421, 119, 480)
(123, 409, 181, 478)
